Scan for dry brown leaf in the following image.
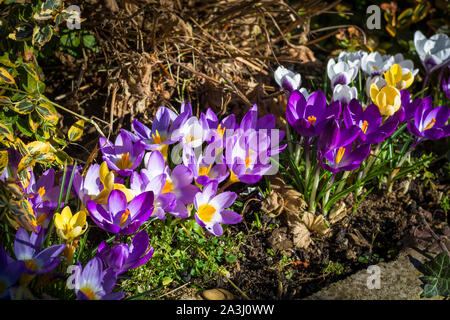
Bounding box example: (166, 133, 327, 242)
(328, 201, 347, 225)
(284, 209, 312, 249)
(260, 190, 284, 217)
(301, 211, 329, 236)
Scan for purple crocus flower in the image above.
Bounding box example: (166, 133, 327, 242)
(99, 131, 146, 176)
(0, 244, 25, 299)
(182, 145, 229, 186)
(344, 99, 399, 144)
(97, 230, 154, 275)
(71, 257, 123, 300)
(393, 90, 431, 123)
(407, 101, 450, 142)
(443, 76, 450, 100)
(87, 189, 154, 235)
(193, 181, 242, 236)
(225, 130, 273, 184)
(131, 151, 187, 219)
(14, 226, 66, 275)
(287, 90, 341, 137)
(73, 163, 103, 206)
(317, 119, 370, 173)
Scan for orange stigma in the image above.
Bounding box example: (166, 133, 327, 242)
(361, 120, 369, 134)
(307, 116, 317, 126)
(336, 147, 346, 164)
(116, 152, 133, 170)
(423, 118, 436, 131)
(198, 204, 216, 223)
(120, 209, 131, 227)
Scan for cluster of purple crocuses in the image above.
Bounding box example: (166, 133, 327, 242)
(0, 101, 285, 299)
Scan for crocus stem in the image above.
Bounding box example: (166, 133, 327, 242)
(322, 173, 336, 215)
(308, 165, 321, 213)
(421, 73, 429, 98)
(361, 143, 381, 179)
(387, 150, 412, 193)
(286, 122, 293, 155)
(336, 171, 350, 194)
(304, 138, 311, 186)
(294, 136, 303, 166)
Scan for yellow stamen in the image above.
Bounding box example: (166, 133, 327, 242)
(186, 134, 195, 143)
(423, 118, 436, 131)
(373, 66, 378, 71)
(37, 186, 45, 198)
(120, 209, 131, 227)
(245, 157, 252, 168)
(336, 147, 346, 165)
(217, 124, 226, 137)
(162, 181, 174, 194)
(229, 171, 240, 184)
(198, 164, 212, 176)
(25, 259, 39, 271)
(80, 287, 97, 300)
(198, 204, 216, 223)
(116, 152, 133, 170)
(361, 120, 369, 134)
(307, 116, 317, 126)
(152, 130, 162, 144)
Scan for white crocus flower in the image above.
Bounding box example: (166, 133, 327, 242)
(361, 52, 394, 77)
(366, 75, 387, 101)
(414, 31, 450, 73)
(299, 87, 311, 101)
(327, 58, 358, 88)
(338, 50, 367, 70)
(274, 66, 301, 92)
(392, 53, 419, 77)
(332, 84, 358, 105)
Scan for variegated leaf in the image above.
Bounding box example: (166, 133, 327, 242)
(68, 119, 84, 142)
(0, 96, 12, 106)
(11, 100, 34, 114)
(0, 67, 15, 84)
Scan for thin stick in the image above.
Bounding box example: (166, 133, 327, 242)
(418, 207, 450, 259)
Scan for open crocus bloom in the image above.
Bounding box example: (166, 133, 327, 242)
(87, 189, 154, 235)
(384, 64, 414, 90)
(287, 90, 341, 137)
(14, 226, 65, 275)
(84, 162, 135, 206)
(370, 84, 401, 116)
(338, 50, 367, 69)
(327, 58, 358, 88)
(365, 75, 387, 101)
(0, 244, 25, 299)
(54, 206, 87, 242)
(344, 99, 399, 144)
(407, 101, 450, 141)
(392, 53, 419, 77)
(225, 130, 272, 184)
(361, 52, 394, 76)
(97, 230, 154, 275)
(193, 181, 241, 236)
(274, 66, 302, 92)
(99, 131, 146, 176)
(332, 84, 358, 105)
(317, 119, 370, 173)
(131, 106, 177, 149)
(414, 31, 450, 73)
(72, 257, 123, 300)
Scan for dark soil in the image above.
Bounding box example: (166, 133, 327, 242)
(216, 159, 449, 300)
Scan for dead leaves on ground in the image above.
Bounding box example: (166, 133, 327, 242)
(261, 175, 348, 249)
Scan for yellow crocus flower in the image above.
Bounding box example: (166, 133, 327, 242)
(370, 84, 401, 116)
(383, 64, 414, 90)
(93, 162, 135, 205)
(54, 206, 87, 242)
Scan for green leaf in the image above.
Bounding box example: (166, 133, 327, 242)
(225, 254, 237, 263)
(11, 100, 34, 114)
(68, 119, 84, 142)
(42, 0, 62, 11)
(8, 24, 34, 41)
(32, 25, 54, 46)
(36, 102, 58, 122)
(0, 123, 14, 141)
(82, 33, 99, 52)
(0, 96, 12, 106)
(420, 252, 450, 298)
(0, 67, 15, 84)
(162, 277, 173, 286)
(21, 62, 40, 82)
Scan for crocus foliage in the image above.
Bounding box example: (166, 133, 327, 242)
(277, 31, 449, 215)
(0, 100, 285, 300)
